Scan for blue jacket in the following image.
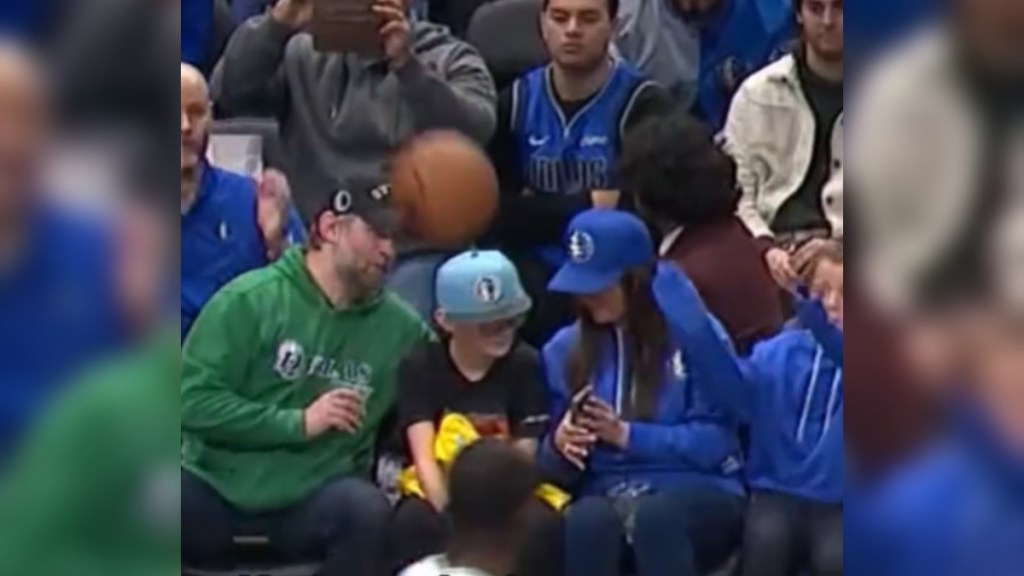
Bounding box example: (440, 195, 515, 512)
(0, 0, 52, 42)
(180, 165, 305, 340)
(849, 416, 1024, 576)
(694, 0, 795, 129)
(181, 0, 214, 68)
(847, 0, 938, 67)
(0, 207, 124, 456)
(655, 267, 844, 503)
(539, 266, 746, 498)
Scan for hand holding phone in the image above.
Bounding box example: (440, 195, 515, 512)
(570, 388, 594, 426)
(312, 0, 383, 56)
(556, 387, 597, 469)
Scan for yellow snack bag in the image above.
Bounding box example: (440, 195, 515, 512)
(398, 413, 570, 511)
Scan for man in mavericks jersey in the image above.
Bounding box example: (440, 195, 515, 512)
(489, 0, 672, 346)
(181, 180, 431, 576)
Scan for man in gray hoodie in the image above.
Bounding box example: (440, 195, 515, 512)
(212, 0, 497, 318)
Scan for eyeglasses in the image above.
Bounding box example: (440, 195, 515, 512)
(477, 315, 527, 336)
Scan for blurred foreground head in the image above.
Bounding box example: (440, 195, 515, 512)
(0, 40, 48, 222)
(447, 440, 538, 564)
(955, 0, 1024, 75)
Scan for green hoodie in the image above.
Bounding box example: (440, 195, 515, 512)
(0, 333, 180, 576)
(181, 247, 430, 512)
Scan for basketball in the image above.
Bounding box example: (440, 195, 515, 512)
(389, 131, 499, 249)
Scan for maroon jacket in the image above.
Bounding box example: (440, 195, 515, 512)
(662, 217, 785, 355)
(844, 295, 939, 479)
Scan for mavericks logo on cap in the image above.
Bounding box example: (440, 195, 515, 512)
(567, 230, 595, 264)
(474, 276, 502, 304)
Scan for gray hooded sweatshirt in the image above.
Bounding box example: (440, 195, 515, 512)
(615, 0, 700, 107)
(212, 15, 497, 223)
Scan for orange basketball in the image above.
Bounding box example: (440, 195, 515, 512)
(389, 131, 499, 249)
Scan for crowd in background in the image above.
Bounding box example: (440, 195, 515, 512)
(0, 0, 1022, 576)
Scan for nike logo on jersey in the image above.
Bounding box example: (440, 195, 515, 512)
(528, 136, 549, 147)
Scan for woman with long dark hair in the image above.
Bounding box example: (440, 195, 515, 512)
(537, 209, 746, 576)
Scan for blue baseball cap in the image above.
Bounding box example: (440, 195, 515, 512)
(436, 250, 533, 324)
(548, 209, 655, 296)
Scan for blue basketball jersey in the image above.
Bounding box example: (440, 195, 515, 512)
(511, 61, 651, 197)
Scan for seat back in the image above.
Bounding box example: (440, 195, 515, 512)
(466, 0, 548, 91)
(208, 118, 288, 176)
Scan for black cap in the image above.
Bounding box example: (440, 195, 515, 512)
(314, 179, 404, 238)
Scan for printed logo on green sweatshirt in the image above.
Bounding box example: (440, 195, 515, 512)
(273, 339, 375, 395)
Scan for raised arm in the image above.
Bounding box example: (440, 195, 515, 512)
(397, 39, 497, 145)
(211, 0, 309, 117)
(652, 264, 762, 422)
(794, 291, 844, 367)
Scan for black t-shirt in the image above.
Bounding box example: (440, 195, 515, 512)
(773, 54, 844, 235)
(485, 76, 675, 250)
(398, 340, 550, 444)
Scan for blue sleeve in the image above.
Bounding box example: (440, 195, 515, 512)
(536, 336, 584, 489)
(794, 294, 844, 367)
(652, 264, 761, 423)
(624, 408, 739, 470)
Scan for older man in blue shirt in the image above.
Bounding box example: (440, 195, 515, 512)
(0, 44, 126, 458)
(180, 63, 304, 340)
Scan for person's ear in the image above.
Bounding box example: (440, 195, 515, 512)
(315, 212, 345, 246)
(434, 310, 453, 333)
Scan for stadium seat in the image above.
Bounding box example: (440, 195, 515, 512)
(181, 531, 322, 576)
(431, 0, 494, 37)
(209, 118, 290, 174)
(466, 0, 548, 91)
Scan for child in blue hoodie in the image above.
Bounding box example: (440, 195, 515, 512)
(539, 209, 746, 576)
(654, 240, 844, 576)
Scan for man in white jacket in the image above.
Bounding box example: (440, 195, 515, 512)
(723, 0, 843, 288)
(849, 0, 1023, 313)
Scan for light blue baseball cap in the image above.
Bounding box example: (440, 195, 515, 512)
(436, 251, 533, 324)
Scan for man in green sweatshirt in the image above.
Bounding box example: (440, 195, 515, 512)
(181, 179, 431, 575)
(0, 333, 180, 576)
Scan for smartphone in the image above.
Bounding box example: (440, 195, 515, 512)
(312, 0, 384, 57)
(570, 390, 593, 425)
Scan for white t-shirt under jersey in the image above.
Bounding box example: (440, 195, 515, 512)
(399, 555, 496, 576)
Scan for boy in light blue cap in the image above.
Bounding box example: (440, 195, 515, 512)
(435, 251, 534, 336)
(392, 250, 561, 576)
